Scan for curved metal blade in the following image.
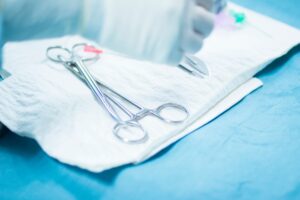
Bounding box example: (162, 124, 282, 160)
(178, 55, 210, 77)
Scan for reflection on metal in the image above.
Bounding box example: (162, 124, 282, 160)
(178, 55, 209, 78)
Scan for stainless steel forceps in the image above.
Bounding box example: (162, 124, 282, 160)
(46, 43, 190, 144)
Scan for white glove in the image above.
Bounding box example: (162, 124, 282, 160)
(83, 0, 217, 64)
(2, 0, 222, 64)
(196, 0, 227, 14)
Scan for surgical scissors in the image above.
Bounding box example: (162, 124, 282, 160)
(46, 43, 189, 144)
(178, 55, 210, 77)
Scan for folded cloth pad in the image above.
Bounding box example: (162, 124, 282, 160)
(0, 3, 299, 172)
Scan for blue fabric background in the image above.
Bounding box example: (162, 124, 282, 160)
(0, 0, 299, 199)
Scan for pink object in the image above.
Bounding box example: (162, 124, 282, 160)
(215, 11, 237, 30)
(84, 46, 104, 54)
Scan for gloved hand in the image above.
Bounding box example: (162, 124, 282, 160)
(180, 0, 227, 55)
(2, 0, 226, 64)
(84, 0, 224, 64)
(196, 0, 227, 14)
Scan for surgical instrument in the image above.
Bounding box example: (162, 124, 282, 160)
(46, 43, 189, 144)
(178, 55, 209, 77)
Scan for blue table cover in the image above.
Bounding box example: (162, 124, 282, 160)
(0, 0, 300, 199)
